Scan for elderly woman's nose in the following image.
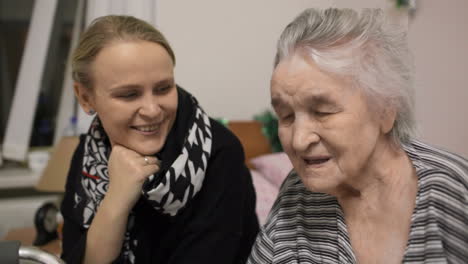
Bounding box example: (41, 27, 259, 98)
(291, 119, 320, 152)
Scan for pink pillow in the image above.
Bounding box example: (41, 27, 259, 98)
(250, 169, 279, 225)
(250, 152, 293, 188)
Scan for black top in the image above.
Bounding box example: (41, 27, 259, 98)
(60, 119, 259, 264)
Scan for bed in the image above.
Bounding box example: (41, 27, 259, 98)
(228, 121, 292, 225)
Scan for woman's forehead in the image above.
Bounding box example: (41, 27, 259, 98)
(90, 41, 174, 89)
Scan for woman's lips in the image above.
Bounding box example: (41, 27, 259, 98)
(131, 123, 161, 135)
(303, 157, 330, 166)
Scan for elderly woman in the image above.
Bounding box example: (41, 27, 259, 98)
(248, 8, 468, 264)
(60, 15, 259, 264)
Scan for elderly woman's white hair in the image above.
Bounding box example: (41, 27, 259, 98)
(274, 8, 415, 145)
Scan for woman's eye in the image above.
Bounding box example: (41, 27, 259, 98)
(155, 85, 172, 94)
(279, 113, 294, 123)
(315, 111, 329, 116)
(116, 92, 137, 99)
(314, 110, 336, 117)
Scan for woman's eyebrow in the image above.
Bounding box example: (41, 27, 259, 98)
(152, 78, 175, 87)
(110, 84, 142, 92)
(306, 94, 335, 106)
(109, 78, 175, 92)
(271, 93, 334, 108)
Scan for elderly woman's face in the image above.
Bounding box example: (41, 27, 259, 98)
(75, 40, 178, 155)
(271, 53, 390, 195)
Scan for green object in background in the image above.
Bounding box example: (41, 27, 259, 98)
(254, 110, 283, 152)
(396, 0, 409, 8)
(215, 117, 229, 127)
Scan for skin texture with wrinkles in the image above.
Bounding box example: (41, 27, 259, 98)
(271, 52, 418, 264)
(271, 52, 387, 197)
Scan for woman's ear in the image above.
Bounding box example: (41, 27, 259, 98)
(380, 106, 397, 134)
(74, 82, 95, 115)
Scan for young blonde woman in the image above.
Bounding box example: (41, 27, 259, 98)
(60, 15, 259, 264)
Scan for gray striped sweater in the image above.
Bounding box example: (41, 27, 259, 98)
(248, 139, 468, 263)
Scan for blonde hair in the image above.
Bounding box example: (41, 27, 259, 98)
(72, 15, 175, 89)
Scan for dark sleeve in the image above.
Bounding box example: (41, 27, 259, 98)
(167, 123, 260, 264)
(60, 136, 87, 264)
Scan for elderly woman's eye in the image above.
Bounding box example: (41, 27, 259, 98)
(314, 108, 337, 117)
(279, 113, 294, 123)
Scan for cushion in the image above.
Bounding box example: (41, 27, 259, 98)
(250, 152, 293, 188)
(250, 169, 279, 225)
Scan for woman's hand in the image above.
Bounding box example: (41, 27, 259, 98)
(106, 144, 161, 213)
(84, 145, 160, 264)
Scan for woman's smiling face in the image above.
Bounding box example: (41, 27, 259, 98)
(75, 40, 178, 155)
(271, 52, 391, 195)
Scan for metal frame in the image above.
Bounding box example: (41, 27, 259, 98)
(2, 0, 59, 161)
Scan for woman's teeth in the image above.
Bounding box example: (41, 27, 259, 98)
(134, 124, 159, 132)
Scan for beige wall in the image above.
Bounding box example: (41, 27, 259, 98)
(158, 0, 468, 157)
(408, 0, 468, 157)
(157, 0, 327, 121)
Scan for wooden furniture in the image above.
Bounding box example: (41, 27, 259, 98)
(228, 121, 272, 168)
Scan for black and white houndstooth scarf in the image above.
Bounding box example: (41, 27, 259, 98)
(77, 87, 212, 263)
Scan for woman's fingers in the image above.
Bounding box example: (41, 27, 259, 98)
(106, 145, 162, 211)
(109, 145, 161, 182)
(140, 156, 161, 176)
(142, 156, 161, 166)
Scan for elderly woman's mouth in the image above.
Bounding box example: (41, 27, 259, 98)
(304, 157, 330, 166)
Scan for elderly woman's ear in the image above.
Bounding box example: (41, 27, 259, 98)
(380, 106, 397, 135)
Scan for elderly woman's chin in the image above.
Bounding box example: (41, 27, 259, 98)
(297, 169, 344, 195)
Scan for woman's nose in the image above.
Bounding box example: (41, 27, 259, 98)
(138, 96, 161, 118)
(291, 118, 320, 153)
